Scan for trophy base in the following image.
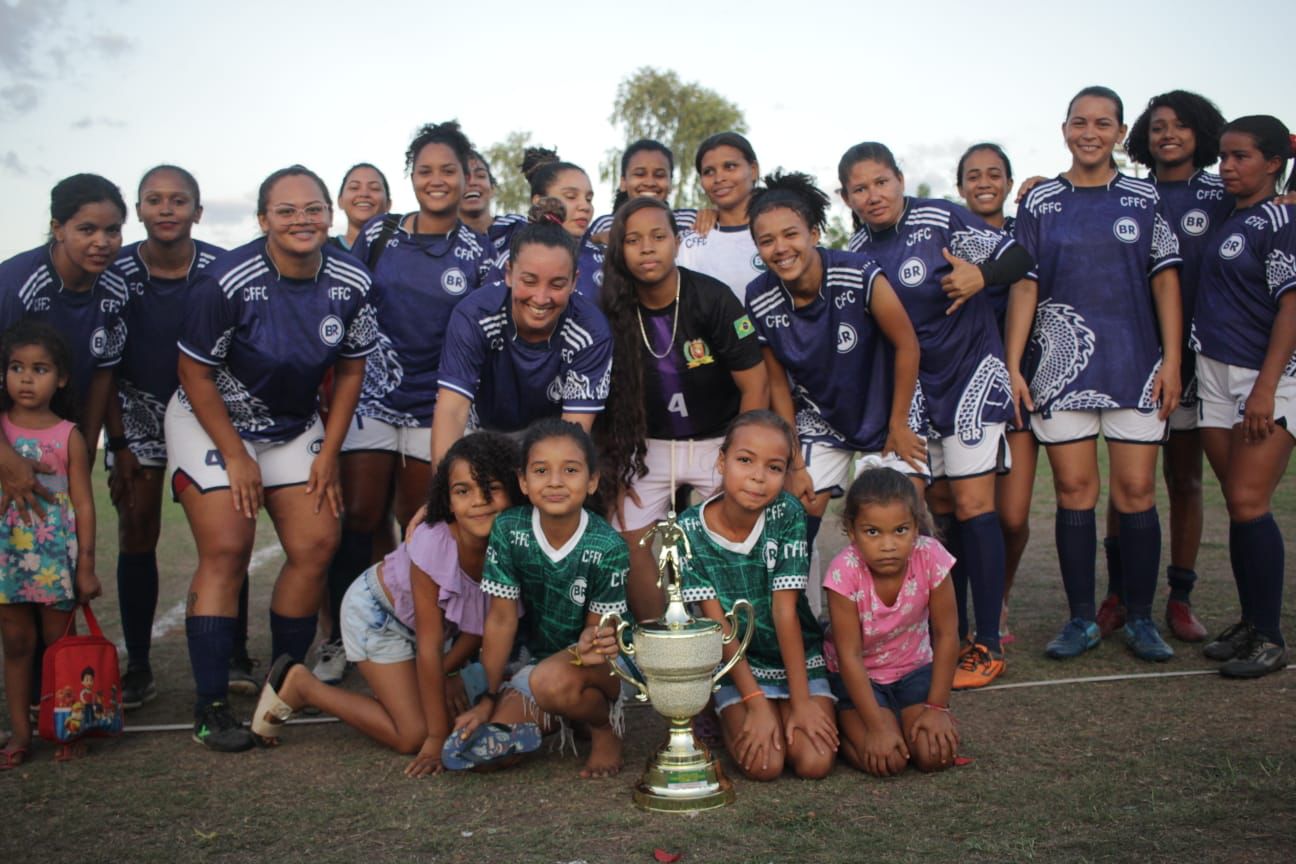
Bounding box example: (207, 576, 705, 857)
(631, 732, 736, 813)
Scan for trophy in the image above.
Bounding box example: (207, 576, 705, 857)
(600, 511, 755, 812)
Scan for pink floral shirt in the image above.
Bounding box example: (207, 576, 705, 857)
(822, 536, 954, 685)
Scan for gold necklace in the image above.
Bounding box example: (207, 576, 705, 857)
(636, 271, 681, 360)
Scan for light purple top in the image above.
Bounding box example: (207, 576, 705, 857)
(379, 521, 488, 638)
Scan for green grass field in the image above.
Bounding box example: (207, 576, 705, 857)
(1, 451, 1293, 863)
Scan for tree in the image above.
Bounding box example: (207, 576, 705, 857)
(604, 67, 748, 209)
(483, 130, 538, 216)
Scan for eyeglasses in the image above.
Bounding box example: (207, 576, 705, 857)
(270, 203, 331, 223)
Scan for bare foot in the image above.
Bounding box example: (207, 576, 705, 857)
(579, 724, 623, 779)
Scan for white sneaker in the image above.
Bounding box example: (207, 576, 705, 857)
(312, 639, 348, 685)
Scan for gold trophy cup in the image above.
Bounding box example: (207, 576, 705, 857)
(600, 511, 755, 812)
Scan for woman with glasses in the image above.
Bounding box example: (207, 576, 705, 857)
(166, 165, 377, 752)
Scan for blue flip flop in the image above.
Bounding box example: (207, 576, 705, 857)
(441, 722, 542, 771)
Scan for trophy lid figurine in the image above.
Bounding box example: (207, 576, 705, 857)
(601, 510, 754, 812)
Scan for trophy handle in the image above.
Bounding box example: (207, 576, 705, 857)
(597, 612, 649, 702)
(711, 599, 756, 689)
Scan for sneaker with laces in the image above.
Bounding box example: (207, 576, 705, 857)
(192, 701, 255, 752)
(1096, 594, 1126, 637)
(1203, 621, 1255, 662)
(1124, 617, 1174, 662)
(1165, 599, 1207, 642)
(121, 667, 157, 710)
(952, 643, 1005, 689)
(312, 639, 348, 685)
(228, 654, 260, 696)
(1219, 639, 1289, 679)
(1046, 617, 1101, 659)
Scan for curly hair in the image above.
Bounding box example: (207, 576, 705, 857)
(404, 120, 473, 176)
(1125, 90, 1225, 171)
(425, 432, 522, 525)
(748, 170, 830, 237)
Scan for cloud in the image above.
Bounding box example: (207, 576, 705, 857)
(90, 32, 132, 58)
(0, 2, 130, 115)
(199, 198, 257, 227)
(70, 115, 126, 129)
(1, 83, 38, 113)
(1, 151, 27, 176)
(0, 0, 66, 76)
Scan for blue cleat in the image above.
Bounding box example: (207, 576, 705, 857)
(1124, 617, 1174, 662)
(1045, 617, 1101, 659)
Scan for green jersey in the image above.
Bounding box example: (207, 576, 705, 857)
(481, 505, 629, 662)
(678, 491, 826, 685)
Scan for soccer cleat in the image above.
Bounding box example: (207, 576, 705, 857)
(121, 667, 157, 710)
(952, 643, 1005, 690)
(311, 639, 348, 686)
(1096, 594, 1126, 637)
(192, 701, 255, 753)
(1045, 617, 1101, 659)
(1123, 617, 1174, 662)
(1219, 640, 1289, 679)
(1165, 599, 1208, 642)
(228, 653, 261, 696)
(1203, 621, 1255, 662)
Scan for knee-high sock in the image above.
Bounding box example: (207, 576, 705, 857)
(327, 529, 372, 641)
(959, 512, 1006, 653)
(1103, 535, 1123, 600)
(934, 513, 966, 640)
(117, 551, 159, 670)
(1233, 514, 1286, 646)
(187, 615, 236, 709)
(270, 611, 318, 663)
(1056, 508, 1097, 622)
(1118, 508, 1161, 621)
(1166, 565, 1197, 605)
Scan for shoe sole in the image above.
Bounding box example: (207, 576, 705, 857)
(191, 733, 255, 753)
(122, 687, 158, 711)
(228, 678, 260, 696)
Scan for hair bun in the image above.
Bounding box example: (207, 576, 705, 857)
(521, 147, 561, 179)
(528, 196, 567, 225)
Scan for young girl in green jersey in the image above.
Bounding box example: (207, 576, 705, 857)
(678, 410, 838, 781)
(452, 418, 630, 779)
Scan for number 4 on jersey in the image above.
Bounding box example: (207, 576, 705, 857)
(667, 392, 689, 417)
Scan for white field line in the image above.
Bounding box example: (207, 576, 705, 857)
(114, 542, 284, 654)
(121, 665, 1291, 733)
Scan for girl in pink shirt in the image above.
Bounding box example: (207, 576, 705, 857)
(823, 466, 960, 776)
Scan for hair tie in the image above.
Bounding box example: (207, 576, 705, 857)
(543, 212, 563, 226)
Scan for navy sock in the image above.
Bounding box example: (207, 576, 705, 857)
(1056, 508, 1097, 622)
(958, 512, 1006, 654)
(234, 575, 250, 657)
(933, 513, 967, 641)
(1233, 514, 1286, 647)
(1118, 508, 1161, 621)
(1103, 535, 1123, 600)
(186, 615, 236, 709)
(1166, 565, 1197, 605)
(327, 529, 372, 641)
(804, 515, 822, 547)
(1228, 521, 1252, 623)
(117, 551, 159, 670)
(270, 611, 318, 663)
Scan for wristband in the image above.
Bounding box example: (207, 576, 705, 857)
(482, 690, 500, 704)
(107, 436, 129, 452)
(741, 690, 764, 704)
(922, 702, 950, 713)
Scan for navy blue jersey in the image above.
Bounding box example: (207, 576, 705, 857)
(589, 207, 698, 238)
(437, 280, 612, 431)
(488, 214, 528, 255)
(1014, 175, 1182, 413)
(350, 215, 495, 427)
(848, 198, 1012, 442)
(494, 236, 605, 300)
(1154, 172, 1232, 347)
(984, 215, 1016, 334)
(1193, 200, 1296, 374)
(640, 267, 762, 440)
(0, 245, 129, 402)
(115, 240, 224, 460)
(176, 238, 379, 442)
(747, 248, 909, 452)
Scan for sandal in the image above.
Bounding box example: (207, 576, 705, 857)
(1, 744, 30, 770)
(251, 654, 299, 745)
(441, 722, 542, 771)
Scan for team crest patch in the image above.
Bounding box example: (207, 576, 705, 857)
(1113, 217, 1140, 244)
(683, 338, 715, 368)
(751, 254, 767, 272)
(734, 315, 755, 339)
(441, 268, 467, 295)
(836, 323, 858, 354)
(569, 576, 587, 606)
(319, 315, 344, 346)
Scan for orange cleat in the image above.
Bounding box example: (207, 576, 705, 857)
(952, 643, 1005, 690)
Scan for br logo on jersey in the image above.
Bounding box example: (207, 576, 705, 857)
(899, 257, 926, 287)
(89, 327, 109, 357)
(1219, 233, 1246, 260)
(751, 254, 767, 272)
(569, 576, 588, 606)
(441, 268, 467, 295)
(1181, 209, 1210, 237)
(762, 540, 779, 571)
(1113, 217, 1141, 244)
(319, 314, 344, 346)
(836, 323, 858, 354)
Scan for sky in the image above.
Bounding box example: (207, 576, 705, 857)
(1, 0, 1292, 258)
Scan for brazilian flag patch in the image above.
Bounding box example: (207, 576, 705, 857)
(734, 315, 755, 339)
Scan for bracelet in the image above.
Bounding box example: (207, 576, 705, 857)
(106, 436, 129, 452)
(922, 702, 951, 713)
(481, 690, 500, 704)
(567, 644, 584, 667)
(741, 690, 765, 704)
(445, 668, 460, 678)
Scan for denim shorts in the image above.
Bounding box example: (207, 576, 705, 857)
(714, 676, 836, 712)
(340, 565, 416, 664)
(505, 655, 640, 704)
(829, 663, 932, 714)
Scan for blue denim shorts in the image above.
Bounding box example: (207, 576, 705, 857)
(829, 663, 932, 714)
(340, 566, 416, 664)
(714, 676, 835, 712)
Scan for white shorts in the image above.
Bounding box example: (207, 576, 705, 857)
(927, 423, 1010, 480)
(614, 437, 723, 532)
(1196, 354, 1296, 436)
(801, 445, 927, 495)
(341, 414, 431, 462)
(164, 393, 325, 494)
(1168, 403, 1197, 433)
(1032, 409, 1167, 446)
